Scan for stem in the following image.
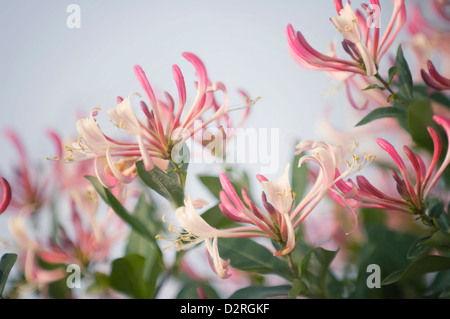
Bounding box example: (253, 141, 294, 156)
(154, 250, 186, 298)
(374, 73, 395, 95)
(418, 210, 439, 231)
(169, 159, 187, 189)
(287, 253, 299, 279)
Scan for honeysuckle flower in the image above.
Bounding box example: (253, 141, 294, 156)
(3, 130, 51, 214)
(292, 139, 374, 233)
(407, 1, 450, 58)
(8, 216, 66, 292)
(65, 53, 251, 188)
(64, 104, 146, 188)
(286, 23, 369, 76)
(351, 115, 450, 217)
(330, 2, 377, 76)
(17, 248, 66, 294)
(421, 60, 450, 90)
(169, 195, 268, 278)
(166, 140, 372, 278)
(9, 198, 121, 273)
(46, 130, 107, 220)
(220, 163, 296, 256)
(287, 1, 406, 78)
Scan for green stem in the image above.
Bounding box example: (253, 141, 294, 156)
(153, 250, 186, 298)
(374, 73, 395, 95)
(287, 253, 299, 279)
(169, 159, 187, 190)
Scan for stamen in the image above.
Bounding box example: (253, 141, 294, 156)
(227, 96, 261, 113)
(45, 155, 61, 161)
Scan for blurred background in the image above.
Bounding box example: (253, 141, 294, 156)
(0, 0, 414, 297)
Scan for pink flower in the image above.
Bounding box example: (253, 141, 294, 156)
(330, 2, 377, 76)
(287, 1, 406, 77)
(167, 140, 372, 278)
(421, 60, 450, 90)
(3, 130, 52, 214)
(352, 115, 450, 215)
(0, 177, 11, 215)
(407, 1, 450, 58)
(9, 199, 122, 273)
(8, 217, 66, 291)
(220, 163, 296, 256)
(170, 195, 268, 278)
(292, 140, 373, 234)
(66, 53, 249, 188)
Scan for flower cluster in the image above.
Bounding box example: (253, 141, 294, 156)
(2, 0, 450, 300)
(65, 52, 251, 188)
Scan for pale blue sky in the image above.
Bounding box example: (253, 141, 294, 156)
(0, 1, 350, 174)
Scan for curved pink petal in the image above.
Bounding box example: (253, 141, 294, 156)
(182, 52, 207, 94)
(172, 64, 187, 107)
(218, 191, 249, 223)
(273, 213, 295, 256)
(0, 178, 12, 214)
(219, 172, 246, 212)
(134, 65, 157, 107)
(377, 138, 419, 206)
(425, 115, 450, 197)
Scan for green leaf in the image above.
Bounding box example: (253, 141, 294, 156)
(0, 253, 17, 298)
(407, 100, 434, 152)
(395, 45, 414, 102)
(109, 254, 158, 299)
(420, 231, 450, 250)
(407, 236, 431, 260)
(125, 194, 161, 256)
(218, 238, 294, 280)
(198, 175, 225, 200)
(200, 204, 237, 229)
(427, 199, 446, 219)
(86, 176, 163, 266)
(348, 219, 424, 298)
(176, 281, 220, 299)
(426, 269, 450, 298)
(136, 161, 185, 208)
(300, 247, 338, 298)
(363, 84, 385, 91)
(383, 255, 450, 285)
(388, 66, 397, 84)
(355, 106, 405, 127)
(288, 279, 308, 299)
(387, 93, 397, 103)
(291, 152, 308, 205)
(48, 277, 73, 299)
(439, 286, 450, 298)
(438, 212, 450, 234)
(86, 272, 110, 295)
(228, 285, 291, 299)
(125, 194, 164, 285)
(430, 91, 450, 110)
